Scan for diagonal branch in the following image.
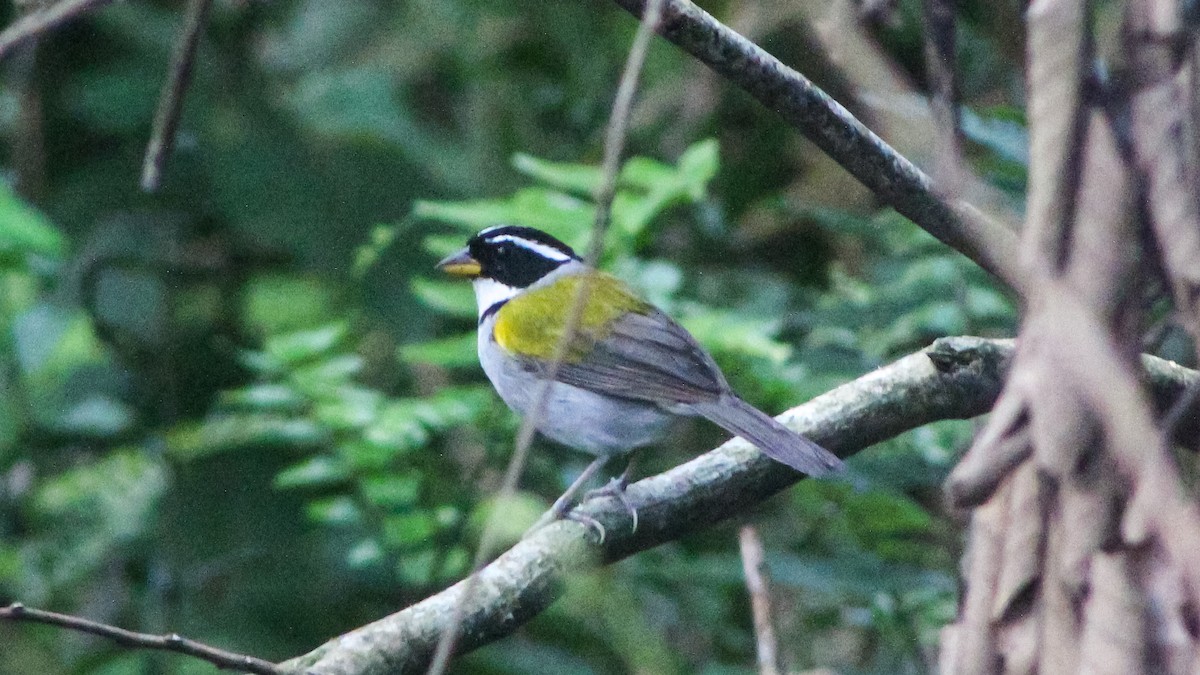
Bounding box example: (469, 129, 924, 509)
(277, 337, 1194, 675)
(606, 0, 1025, 294)
(140, 0, 214, 192)
(0, 603, 281, 674)
(0, 0, 114, 61)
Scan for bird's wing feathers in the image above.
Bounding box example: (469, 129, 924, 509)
(501, 274, 844, 476)
(520, 308, 726, 404)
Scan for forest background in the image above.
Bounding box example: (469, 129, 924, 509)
(1, 0, 1183, 673)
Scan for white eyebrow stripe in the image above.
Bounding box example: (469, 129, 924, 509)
(489, 235, 573, 262)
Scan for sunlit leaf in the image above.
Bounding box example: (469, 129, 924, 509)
(411, 278, 476, 318)
(0, 184, 67, 264)
(275, 455, 351, 489)
(264, 322, 349, 365)
(360, 474, 421, 508)
(306, 495, 363, 526)
(167, 415, 329, 460)
(382, 512, 436, 547)
(511, 153, 601, 195)
(399, 331, 478, 368)
(218, 384, 308, 413)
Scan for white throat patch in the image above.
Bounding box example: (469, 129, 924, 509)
(473, 277, 519, 318)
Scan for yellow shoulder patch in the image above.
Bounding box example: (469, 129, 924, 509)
(492, 272, 650, 361)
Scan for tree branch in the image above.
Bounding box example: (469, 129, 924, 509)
(0, 0, 114, 61)
(739, 524, 781, 675)
(278, 337, 1194, 675)
(606, 0, 1025, 294)
(0, 603, 282, 674)
(140, 0, 214, 192)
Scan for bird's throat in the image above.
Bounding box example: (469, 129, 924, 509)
(474, 278, 519, 321)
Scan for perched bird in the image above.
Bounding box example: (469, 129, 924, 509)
(438, 225, 843, 535)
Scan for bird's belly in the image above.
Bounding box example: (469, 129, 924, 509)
(479, 331, 674, 455)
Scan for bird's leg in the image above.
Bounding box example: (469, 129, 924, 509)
(525, 456, 611, 541)
(584, 451, 640, 532)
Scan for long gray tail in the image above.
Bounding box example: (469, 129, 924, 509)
(691, 395, 843, 476)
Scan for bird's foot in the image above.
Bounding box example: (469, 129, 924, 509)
(562, 509, 607, 544)
(584, 476, 638, 533)
(523, 500, 607, 543)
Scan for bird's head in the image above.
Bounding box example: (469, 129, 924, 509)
(437, 225, 582, 317)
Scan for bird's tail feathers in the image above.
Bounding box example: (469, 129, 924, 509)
(692, 396, 843, 476)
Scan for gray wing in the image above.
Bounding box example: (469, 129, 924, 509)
(520, 310, 727, 404)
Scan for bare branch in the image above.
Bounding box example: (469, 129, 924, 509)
(0, 0, 114, 61)
(920, 0, 964, 187)
(606, 0, 1025, 293)
(0, 603, 281, 674)
(140, 0, 214, 192)
(739, 525, 780, 675)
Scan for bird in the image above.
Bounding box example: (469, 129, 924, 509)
(437, 225, 843, 537)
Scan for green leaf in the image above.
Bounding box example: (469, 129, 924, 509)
(289, 354, 366, 394)
(28, 450, 167, 590)
(961, 106, 1028, 165)
(415, 189, 593, 245)
(395, 549, 437, 586)
(421, 234, 468, 258)
(217, 384, 308, 413)
(346, 539, 386, 569)
(680, 306, 792, 365)
(13, 304, 105, 382)
(263, 322, 349, 365)
(360, 475, 421, 508)
(340, 437, 403, 470)
(413, 197, 521, 230)
(364, 405, 429, 452)
(398, 332, 478, 368)
(55, 396, 137, 438)
(167, 415, 329, 460)
(618, 157, 675, 191)
(382, 512, 436, 547)
(242, 275, 339, 337)
(511, 153, 601, 195)
(353, 222, 402, 277)
(468, 493, 544, 547)
(275, 456, 351, 489)
(675, 138, 720, 199)
(306, 495, 363, 526)
(411, 278, 476, 318)
(0, 182, 67, 263)
(312, 385, 383, 430)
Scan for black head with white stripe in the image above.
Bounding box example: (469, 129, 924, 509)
(438, 225, 580, 288)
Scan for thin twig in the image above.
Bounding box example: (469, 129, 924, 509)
(0, 0, 114, 61)
(9, 10, 46, 201)
(921, 0, 964, 189)
(423, 2, 665, 673)
(140, 0, 214, 192)
(738, 525, 781, 675)
(0, 603, 282, 674)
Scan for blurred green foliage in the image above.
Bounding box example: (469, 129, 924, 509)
(0, 1, 1026, 673)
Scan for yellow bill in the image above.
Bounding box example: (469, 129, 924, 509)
(436, 248, 482, 278)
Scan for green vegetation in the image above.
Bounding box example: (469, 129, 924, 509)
(1, 1, 1022, 672)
